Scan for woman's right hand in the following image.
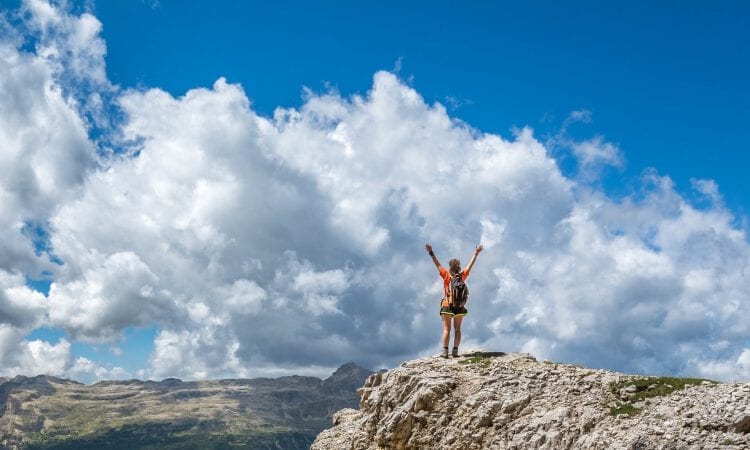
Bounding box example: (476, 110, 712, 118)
(425, 243, 433, 253)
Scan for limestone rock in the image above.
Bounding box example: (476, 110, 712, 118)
(312, 351, 750, 449)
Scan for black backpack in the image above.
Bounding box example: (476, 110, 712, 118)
(448, 273, 468, 308)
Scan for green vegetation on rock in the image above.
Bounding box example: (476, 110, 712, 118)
(609, 402, 641, 417)
(609, 376, 717, 417)
(458, 356, 491, 368)
(25, 423, 312, 450)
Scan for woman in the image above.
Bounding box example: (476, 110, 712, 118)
(425, 243, 483, 358)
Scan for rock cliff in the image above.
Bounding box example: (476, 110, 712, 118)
(312, 352, 750, 449)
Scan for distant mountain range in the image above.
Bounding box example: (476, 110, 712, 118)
(0, 362, 373, 449)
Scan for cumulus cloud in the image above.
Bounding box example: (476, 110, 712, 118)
(0, 29, 96, 275)
(1, 0, 749, 383)
(52, 68, 750, 382)
(551, 109, 624, 181)
(9, 338, 71, 376)
(20, 0, 114, 128)
(48, 251, 167, 341)
(0, 267, 126, 384)
(47, 66, 585, 379)
(22, 0, 107, 83)
(0, 330, 125, 383)
(0, 0, 107, 380)
(571, 135, 624, 177)
(0, 271, 47, 329)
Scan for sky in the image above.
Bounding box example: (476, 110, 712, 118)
(0, 0, 748, 383)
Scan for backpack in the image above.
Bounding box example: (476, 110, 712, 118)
(447, 272, 468, 308)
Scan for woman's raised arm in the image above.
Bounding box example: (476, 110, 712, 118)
(425, 243, 442, 269)
(465, 244, 483, 273)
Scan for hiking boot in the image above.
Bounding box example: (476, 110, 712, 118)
(452, 348, 459, 357)
(441, 348, 449, 359)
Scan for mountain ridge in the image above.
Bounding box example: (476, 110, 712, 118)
(0, 362, 372, 449)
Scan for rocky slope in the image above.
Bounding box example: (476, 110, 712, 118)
(0, 362, 371, 449)
(312, 352, 750, 449)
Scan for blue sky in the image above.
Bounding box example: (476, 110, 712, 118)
(1, 0, 749, 382)
(90, 0, 749, 210)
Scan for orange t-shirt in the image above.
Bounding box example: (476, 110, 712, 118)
(439, 266, 470, 302)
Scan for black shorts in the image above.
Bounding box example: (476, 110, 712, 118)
(440, 303, 468, 317)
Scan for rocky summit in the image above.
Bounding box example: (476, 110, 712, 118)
(0, 362, 371, 449)
(312, 351, 750, 449)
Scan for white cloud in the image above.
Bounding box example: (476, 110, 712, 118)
(567, 109, 592, 123)
(0, 271, 47, 329)
(142, 327, 248, 380)
(48, 251, 169, 342)
(480, 217, 506, 249)
(0, 334, 127, 383)
(293, 268, 349, 294)
(0, 31, 96, 277)
(68, 356, 129, 382)
(11, 338, 71, 376)
(41, 70, 750, 381)
(691, 178, 723, 205)
(0, 0, 122, 381)
(220, 279, 267, 313)
(739, 349, 750, 369)
(690, 348, 750, 382)
(1, 0, 750, 384)
(552, 110, 624, 181)
(571, 135, 624, 174)
(22, 0, 108, 86)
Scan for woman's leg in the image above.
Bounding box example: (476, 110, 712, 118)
(452, 315, 464, 350)
(441, 315, 452, 349)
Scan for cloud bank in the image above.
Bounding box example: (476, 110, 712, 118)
(1, 1, 749, 382)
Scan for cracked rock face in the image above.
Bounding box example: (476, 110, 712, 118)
(311, 352, 750, 450)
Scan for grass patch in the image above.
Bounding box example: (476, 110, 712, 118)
(24, 422, 315, 450)
(609, 376, 717, 417)
(609, 403, 641, 417)
(611, 376, 717, 402)
(458, 356, 491, 368)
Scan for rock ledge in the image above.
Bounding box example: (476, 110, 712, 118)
(312, 351, 750, 449)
